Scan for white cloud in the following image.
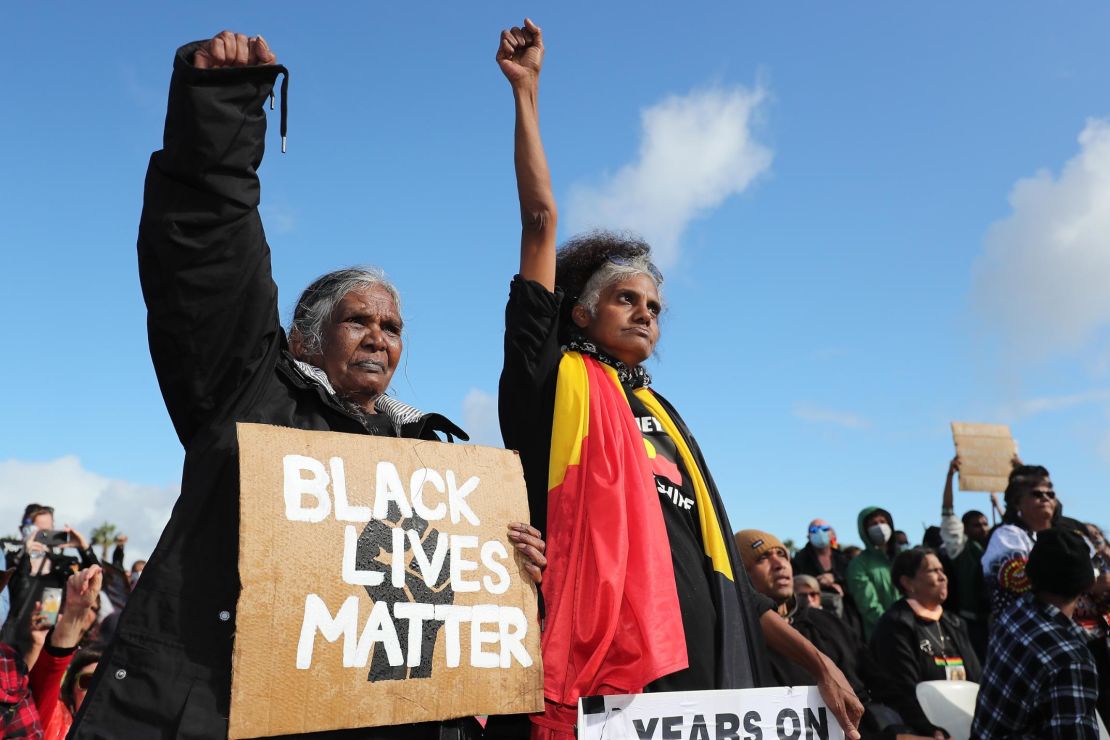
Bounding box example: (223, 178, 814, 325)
(792, 402, 871, 430)
(565, 85, 772, 269)
(999, 389, 1110, 420)
(461, 388, 502, 448)
(0, 456, 177, 566)
(973, 118, 1110, 356)
(261, 203, 297, 235)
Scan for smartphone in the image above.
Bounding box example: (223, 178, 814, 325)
(33, 529, 70, 548)
(38, 586, 63, 627)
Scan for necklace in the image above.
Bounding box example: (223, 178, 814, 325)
(925, 620, 948, 658)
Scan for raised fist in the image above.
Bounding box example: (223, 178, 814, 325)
(194, 30, 276, 69)
(497, 19, 544, 89)
(357, 503, 454, 682)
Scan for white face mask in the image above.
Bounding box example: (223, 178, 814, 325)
(866, 522, 892, 547)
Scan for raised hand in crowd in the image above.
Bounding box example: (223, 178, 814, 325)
(52, 565, 103, 649)
(942, 454, 960, 511)
(193, 30, 276, 69)
(497, 18, 544, 91)
(497, 18, 557, 291)
(25, 601, 51, 669)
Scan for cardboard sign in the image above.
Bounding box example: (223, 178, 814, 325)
(230, 423, 543, 739)
(578, 686, 845, 740)
(951, 422, 1017, 492)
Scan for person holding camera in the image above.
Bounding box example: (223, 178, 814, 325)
(1, 505, 97, 655)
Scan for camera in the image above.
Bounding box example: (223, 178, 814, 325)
(33, 529, 71, 548)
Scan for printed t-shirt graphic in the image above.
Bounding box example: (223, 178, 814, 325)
(625, 390, 717, 691)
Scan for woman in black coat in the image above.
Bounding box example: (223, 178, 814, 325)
(72, 30, 545, 740)
(869, 548, 981, 739)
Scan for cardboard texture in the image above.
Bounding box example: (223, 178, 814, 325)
(951, 422, 1017, 493)
(577, 686, 845, 740)
(230, 423, 544, 739)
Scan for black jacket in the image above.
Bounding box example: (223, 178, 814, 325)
(791, 543, 851, 588)
(72, 42, 466, 740)
(869, 599, 982, 737)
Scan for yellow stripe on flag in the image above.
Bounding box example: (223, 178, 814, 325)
(547, 352, 590, 491)
(634, 388, 735, 581)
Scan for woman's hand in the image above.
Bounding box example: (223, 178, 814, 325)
(63, 524, 89, 551)
(29, 603, 49, 646)
(194, 30, 276, 69)
(52, 565, 103, 649)
(497, 19, 544, 91)
(508, 522, 547, 584)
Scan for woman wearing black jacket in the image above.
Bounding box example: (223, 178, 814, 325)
(72, 31, 544, 740)
(869, 548, 981, 739)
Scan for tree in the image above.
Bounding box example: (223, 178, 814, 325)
(90, 522, 119, 561)
(782, 538, 798, 557)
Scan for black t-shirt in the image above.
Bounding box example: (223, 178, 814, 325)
(499, 275, 717, 691)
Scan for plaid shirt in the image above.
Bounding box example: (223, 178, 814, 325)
(1, 642, 43, 738)
(971, 593, 1099, 739)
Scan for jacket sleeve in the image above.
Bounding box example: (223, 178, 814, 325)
(846, 557, 885, 639)
(28, 641, 76, 730)
(939, 509, 966, 560)
(138, 42, 287, 446)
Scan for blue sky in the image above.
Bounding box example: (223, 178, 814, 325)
(2, 3, 1109, 559)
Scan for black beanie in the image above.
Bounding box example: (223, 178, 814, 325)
(1026, 528, 1095, 599)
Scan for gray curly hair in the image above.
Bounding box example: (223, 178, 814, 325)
(577, 254, 662, 316)
(289, 266, 402, 357)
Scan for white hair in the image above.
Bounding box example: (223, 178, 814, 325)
(577, 255, 663, 316)
(289, 266, 402, 357)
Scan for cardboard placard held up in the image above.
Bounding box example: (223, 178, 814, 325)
(951, 422, 1017, 492)
(230, 423, 543, 739)
(578, 686, 845, 740)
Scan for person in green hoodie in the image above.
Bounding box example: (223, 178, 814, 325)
(846, 506, 900, 639)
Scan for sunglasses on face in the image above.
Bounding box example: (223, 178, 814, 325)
(808, 525, 831, 534)
(798, 591, 821, 600)
(607, 255, 664, 285)
(1027, 489, 1056, 501)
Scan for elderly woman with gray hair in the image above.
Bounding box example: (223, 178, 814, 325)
(494, 18, 863, 740)
(72, 29, 545, 740)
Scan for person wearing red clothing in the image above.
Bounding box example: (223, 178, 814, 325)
(494, 18, 862, 740)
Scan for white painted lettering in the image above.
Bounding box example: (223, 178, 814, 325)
(283, 455, 332, 523)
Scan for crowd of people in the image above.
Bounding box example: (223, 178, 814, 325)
(736, 455, 1110, 738)
(0, 505, 143, 738)
(1, 18, 1108, 740)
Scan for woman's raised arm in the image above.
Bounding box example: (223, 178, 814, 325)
(497, 19, 557, 291)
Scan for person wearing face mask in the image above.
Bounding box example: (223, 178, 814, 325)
(793, 519, 851, 597)
(846, 507, 900, 640)
(792, 519, 862, 628)
(888, 531, 911, 557)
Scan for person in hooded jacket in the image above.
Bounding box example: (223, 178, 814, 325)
(846, 507, 900, 640)
(71, 30, 546, 740)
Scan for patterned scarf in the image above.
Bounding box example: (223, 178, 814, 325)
(292, 359, 424, 427)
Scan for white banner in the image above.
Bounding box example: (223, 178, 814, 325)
(577, 686, 844, 740)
